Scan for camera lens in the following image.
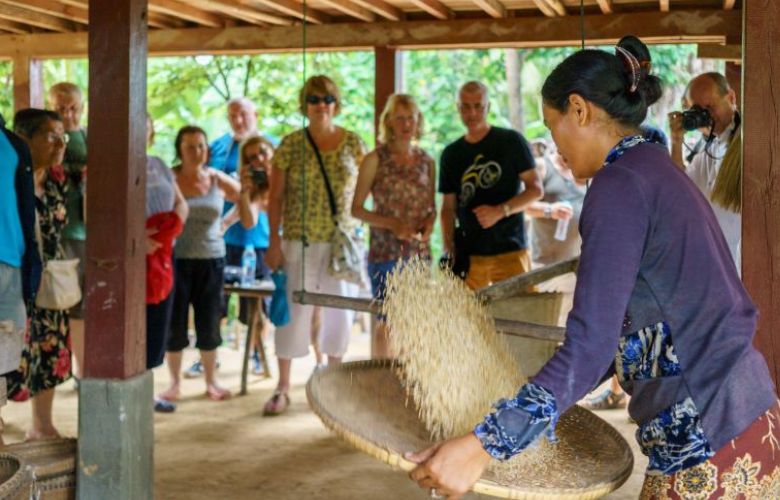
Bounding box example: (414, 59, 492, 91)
(681, 105, 713, 131)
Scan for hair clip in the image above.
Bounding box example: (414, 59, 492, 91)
(615, 46, 640, 93)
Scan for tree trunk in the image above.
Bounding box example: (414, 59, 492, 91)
(505, 49, 526, 132)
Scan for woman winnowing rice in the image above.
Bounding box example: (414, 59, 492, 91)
(407, 36, 780, 499)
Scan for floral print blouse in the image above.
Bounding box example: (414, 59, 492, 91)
(273, 128, 366, 243)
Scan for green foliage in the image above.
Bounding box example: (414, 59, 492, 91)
(0, 61, 11, 121)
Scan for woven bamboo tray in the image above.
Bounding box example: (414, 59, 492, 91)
(307, 360, 633, 499)
(0, 453, 32, 500)
(2, 438, 76, 499)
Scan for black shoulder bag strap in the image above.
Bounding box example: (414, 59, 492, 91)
(305, 128, 338, 220)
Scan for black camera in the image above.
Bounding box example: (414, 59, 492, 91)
(681, 105, 713, 131)
(251, 168, 268, 188)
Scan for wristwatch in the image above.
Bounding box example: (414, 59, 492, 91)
(544, 204, 552, 219)
(502, 203, 512, 218)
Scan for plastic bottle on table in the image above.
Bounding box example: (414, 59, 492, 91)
(241, 245, 257, 287)
(554, 201, 572, 242)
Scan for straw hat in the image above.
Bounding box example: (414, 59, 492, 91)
(307, 360, 634, 499)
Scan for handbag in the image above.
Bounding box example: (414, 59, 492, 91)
(269, 270, 290, 327)
(305, 129, 364, 285)
(34, 211, 81, 311)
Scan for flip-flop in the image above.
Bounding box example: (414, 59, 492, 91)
(263, 391, 290, 416)
(206, 387, 232, 401)
(156, 388, 181, 402)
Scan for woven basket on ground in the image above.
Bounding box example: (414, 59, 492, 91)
(2, 438, 76, 499)
(0, 453, 32, 500)
(307, 360, 633, 500)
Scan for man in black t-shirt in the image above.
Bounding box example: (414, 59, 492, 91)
(439, 81, 542, 290)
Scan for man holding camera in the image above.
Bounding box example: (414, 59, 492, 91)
(669, 72, 741, 271)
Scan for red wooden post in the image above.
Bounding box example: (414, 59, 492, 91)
(84, 0, 148, 379)
(12, 55, 43, 112)
(743, 0, 780, 391)
(374, 46, 400, 145)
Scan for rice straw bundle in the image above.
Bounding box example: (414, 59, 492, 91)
(382, 258, 526, 441)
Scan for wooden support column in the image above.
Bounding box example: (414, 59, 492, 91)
(725, 61, 741, 107)
(12, 55, 43, 111)
(374, 46, 401, 144)
(743, 0, 780, 392)
(78, 0, 152, 498)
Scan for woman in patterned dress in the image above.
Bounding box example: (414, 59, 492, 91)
(263, 75, 366, 415)
(351, 94, 435, 359)
(8, 108, 71, 441)
(407, 36, 780, 500)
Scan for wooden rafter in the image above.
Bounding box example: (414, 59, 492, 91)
(0, 0, 87, 24)
(660, 0, 669, 12)
(408, 0, 452, 20)
(543, 0, 566, 16)
(531, 0, 556, 17)
(148, 0, 225, 27)
(351, 0, 405, 21)
(0, 17, 29, 34)
(147, 11, 189, 29)
(595, 0, 614, 15)
(0, 9, 739, 57)
(240, 0, 331, 25)
(317, 0, 375, 22)
(0, 3, 75, 32)
(189, 0, 291, 26)
(723, 0, 736, 9)
(472, 0, 505, 19)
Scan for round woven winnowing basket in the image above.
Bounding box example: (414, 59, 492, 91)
(0, 453, 32, 500)
(307, 360, 634, 499)
(2, 438, 76, 499)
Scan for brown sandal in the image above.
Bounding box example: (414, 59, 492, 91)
(263, 391, 290, 416)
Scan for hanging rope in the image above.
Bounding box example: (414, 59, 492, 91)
(300, 0, 308, 294)
(580, 0, 585, 50)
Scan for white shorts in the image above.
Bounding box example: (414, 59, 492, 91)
(274, 241, 355, 359)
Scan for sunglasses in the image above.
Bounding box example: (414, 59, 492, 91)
(306, 95, 337, 105)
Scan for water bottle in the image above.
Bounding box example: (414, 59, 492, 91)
(554, 201, 572, 242)
(241, 245, 257, 287)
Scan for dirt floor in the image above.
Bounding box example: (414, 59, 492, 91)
(0, 320, 647, 499)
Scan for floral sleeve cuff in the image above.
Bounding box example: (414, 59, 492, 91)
(473, 383, 560, 461)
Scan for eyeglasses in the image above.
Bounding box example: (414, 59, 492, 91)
(306, 95, 337, 105)
(45, 132, 70, 145)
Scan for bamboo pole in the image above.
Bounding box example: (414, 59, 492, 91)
(292, 291, 566, 343)
(476, 257, 579, 301)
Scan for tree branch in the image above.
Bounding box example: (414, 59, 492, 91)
(194, 56, 230, 101)
(215, 57, 232, 101)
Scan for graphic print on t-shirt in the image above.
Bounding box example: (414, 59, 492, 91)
(459, 154, 502, 207)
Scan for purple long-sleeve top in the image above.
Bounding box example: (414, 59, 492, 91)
(528, 141, 775, 453)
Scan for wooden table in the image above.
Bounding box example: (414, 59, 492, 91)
(224, 280, 275, 395)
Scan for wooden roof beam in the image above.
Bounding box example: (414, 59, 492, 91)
(148, 0, 225, 27)
(317, 0, 375, 22)
(188, 0, 291, 26)
(240, 0, 330, 25)
(660, 0, 669, 12)
(351, 0, 405, 21)
(0, 0, 87, 24)
(409, 0, 452, 20)
(0, 3, 76, 32)
(595, 0, 613, 15)
(723, 0, 736, 9)
(472, 0, 505, 19)
(0, 9, 741, 57)
(147, 11, 189, 29)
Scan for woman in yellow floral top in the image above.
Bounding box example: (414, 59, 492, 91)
(264, 75, 366, 415)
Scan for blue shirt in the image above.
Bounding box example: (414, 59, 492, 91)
(209, 132, 275, 249)
(0, 130, 24, 267)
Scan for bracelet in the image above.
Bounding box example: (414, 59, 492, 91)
(544, 204, 552, 219)
(502, 203, 512, 218)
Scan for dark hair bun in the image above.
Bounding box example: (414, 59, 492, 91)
(617, 35, 663, 107)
